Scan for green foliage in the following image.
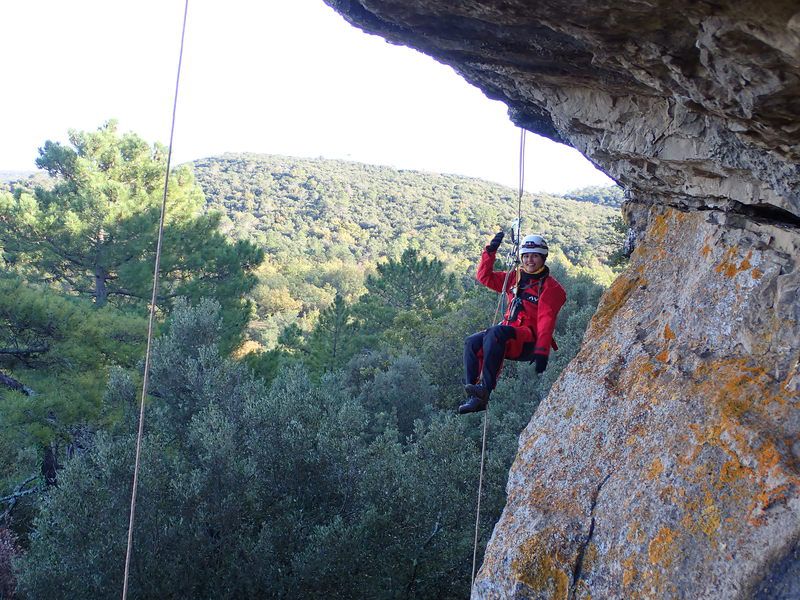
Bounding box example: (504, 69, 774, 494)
(364, 249, 460, 313)
(0, 122, 263, 348)
(10, 144, 625, 598)
(191, 154, 624, 345)
(0, 275, 147, 485)
(306, 293, 359, 375)
(15, 301, 484, 599)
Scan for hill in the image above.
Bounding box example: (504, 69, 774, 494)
(191, 153, 625, 344)
(0, 170, 35, 183)
(193, 153, 623, 267)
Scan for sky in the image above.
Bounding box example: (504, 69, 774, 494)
(0, 1, 615, 193)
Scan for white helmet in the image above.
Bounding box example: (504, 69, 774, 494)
(520, 234, 549, 257)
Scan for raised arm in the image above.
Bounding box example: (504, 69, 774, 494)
(476, 231, 508, 292)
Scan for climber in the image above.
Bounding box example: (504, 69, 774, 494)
(458, 231, 567, 414)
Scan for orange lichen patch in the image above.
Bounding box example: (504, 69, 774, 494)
(692, 359, 788, 419)
(678, 488, 720, 540)
(754, 483, 793, 511)
(655, 349, 670, 363)
(719, 455, 754, 485)
(701, 244, 712, 257)
(713, 247, 754, 278)
(751, 267, 764, 279)
(616, 356, 665, 405)
(648, 527, 677, 567)
(680, 504, 697, 534)
(648, 211, 671, 243)
(682, 359, 800, 532)
(512, 532, 570, 599)
(622, 557, 638, 588)
(658, 485, 676, 503)
(756, 440, 781, 477)
(738, 251, 752, 271)
(648, 457, 664, 480)
(591, 270, 645, 331)
(747, 481, 798, 526)
(663, 324, 675, 340)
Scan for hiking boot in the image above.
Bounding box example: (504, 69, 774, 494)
(458, 395, 488, 415)
(464, 383, 489, 402)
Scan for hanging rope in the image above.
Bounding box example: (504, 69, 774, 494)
(470, 128, 527, 590)
(121, 2, 189, 599)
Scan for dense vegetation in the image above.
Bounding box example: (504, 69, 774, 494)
(1, 127, 625, 598)
(193, 153, 624, 346)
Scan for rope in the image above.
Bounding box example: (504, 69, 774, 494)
(470, 128, 527, 590)
(121, 2, 189, 598)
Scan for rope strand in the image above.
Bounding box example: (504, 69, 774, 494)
(470, 128, 527, 591)
(121, 2, 189, 598)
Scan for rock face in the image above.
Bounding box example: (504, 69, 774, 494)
(326, 1, 800, 598)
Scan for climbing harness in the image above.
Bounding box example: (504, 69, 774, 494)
(470, 128, 527, 589)
(121, 2, 189, 599)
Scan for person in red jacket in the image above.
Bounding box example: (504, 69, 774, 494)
(458, 231, 567, 414)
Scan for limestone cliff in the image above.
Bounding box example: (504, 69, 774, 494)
(326, 1, 800, 598)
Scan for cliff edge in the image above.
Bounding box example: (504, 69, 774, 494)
(326, 2, 800, 597)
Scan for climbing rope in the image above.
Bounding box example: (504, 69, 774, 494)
(470, 128, 527, 589)
(121, 2, 189, 598)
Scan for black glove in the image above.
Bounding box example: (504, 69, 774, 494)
(486, 231, 504, 252)
(533, 354, 548, 374)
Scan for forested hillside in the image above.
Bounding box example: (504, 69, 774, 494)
(2, 127, 626, 598)
(192, 153, 625, 345)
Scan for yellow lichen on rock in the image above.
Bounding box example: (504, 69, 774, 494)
(511, 532, 570, 599)
(648, 457, 664, 480)
(648, 526, 678, 567)
(622, 556, 638, 588)
(590, 269, 644, 332)
(698, 491, 722, 538)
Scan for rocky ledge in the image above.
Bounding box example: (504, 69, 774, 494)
(327, 1, 799, 598)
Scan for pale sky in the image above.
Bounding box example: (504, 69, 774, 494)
(1, 0, 615, 193)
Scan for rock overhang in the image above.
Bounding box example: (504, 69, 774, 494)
(325, 0, 800, 220)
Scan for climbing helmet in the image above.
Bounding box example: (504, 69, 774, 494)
(519, 234, 549, 257)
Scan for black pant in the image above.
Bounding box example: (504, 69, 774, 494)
(463, 325, 516, 393)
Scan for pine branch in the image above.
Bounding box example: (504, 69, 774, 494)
(0, 372, 36, 396)
(0, 346, 49, 357)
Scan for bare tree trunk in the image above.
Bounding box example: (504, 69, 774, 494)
(95, 268, 108, 307)
(42, 444, 58, 487)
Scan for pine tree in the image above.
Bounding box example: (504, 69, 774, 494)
(0, 121, 263, 346)
(307, 294, 358, 374)
(364, 248, 459, 312)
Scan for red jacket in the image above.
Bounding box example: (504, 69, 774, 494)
(476, 248, 567, 358)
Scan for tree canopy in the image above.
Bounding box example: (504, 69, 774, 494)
(3, 131, 627, 599)
(0, 122, 263, 346)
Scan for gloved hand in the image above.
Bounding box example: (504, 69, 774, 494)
(533, 354, 548, 374)
(486, 231, 505, 252)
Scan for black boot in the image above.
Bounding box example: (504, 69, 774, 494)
(458, 395, 488, 414)
(463, 383, 489, 402)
